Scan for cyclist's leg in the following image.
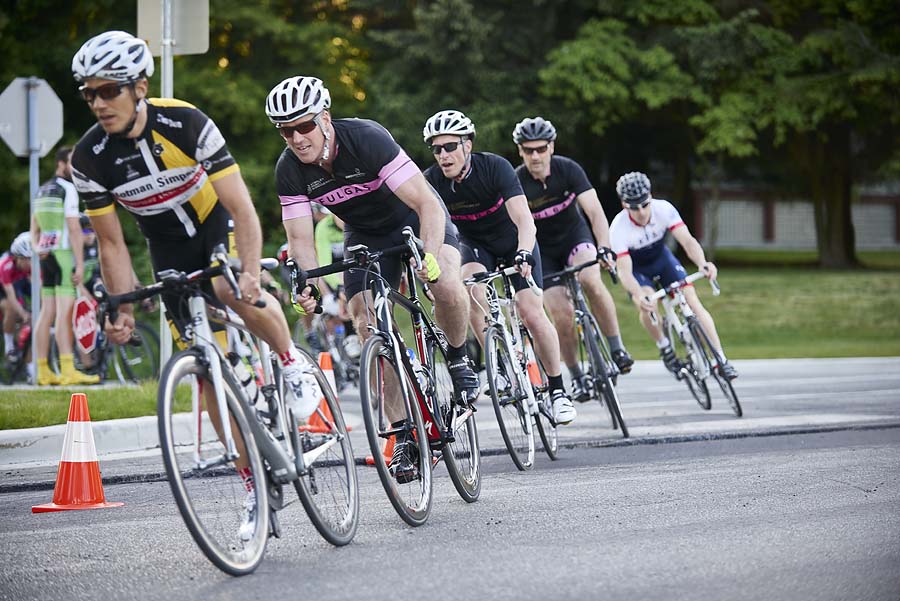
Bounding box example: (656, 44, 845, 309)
(35, 257, 60, 384)
(571, 244, 621, 339)
(540, 246, 578, 370)
(427, 243, 469, 349)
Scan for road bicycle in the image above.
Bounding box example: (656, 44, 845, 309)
(647, 271, 742, 417)
(464, 262, 558, 471)
(293, 227, 481, 526)
(543, 258, 628, 438)
(94, 245, 358, 575)
(294, 292, 360, 392)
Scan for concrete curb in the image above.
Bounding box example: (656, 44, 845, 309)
(4, 419, 898, 494)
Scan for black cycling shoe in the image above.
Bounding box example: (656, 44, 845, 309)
(716, 361, 739, 381)
(571, 375, 591, 403)
(389, 430, 420, 484)
(448, 357, 480, 406)
(611, 349, 634, 374)
(660, 345, 683, 375)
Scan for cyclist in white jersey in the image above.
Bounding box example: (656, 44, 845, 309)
(609, 172, 737, 380)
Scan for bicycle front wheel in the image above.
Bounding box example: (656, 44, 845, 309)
(582, 314, 628, 438)
(116, 322, 159, 382)
(292, 347, 359, 545)
(484, 325, 534, 471)
(158, 349, 269, 576)
(688, 321, 742, 417)
(429, 334, 481, 502)
(359, 336, 433, 526)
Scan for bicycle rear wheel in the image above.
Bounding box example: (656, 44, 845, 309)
(291, 347, 359, 545)
(157, 349, 269, 576)
(688, 321, 742, 417)
(359, 335, 433, 526)
(116, 321, 159, 382)
(429, 333, 481, 502)
(484, 325, 534, 471)
(582, 314, 628, 438)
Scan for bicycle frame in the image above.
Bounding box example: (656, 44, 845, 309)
(650, 271, 718, 380)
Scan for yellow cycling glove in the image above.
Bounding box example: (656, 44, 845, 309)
(422, 252, 441, 283)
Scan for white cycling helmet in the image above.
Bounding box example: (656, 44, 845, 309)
(72, 31, 155, 82)
(423, 110, 476, 144)
(616, 172, 652, 206)
(10, 232, 32, 258)
(265, 76, 332, 124)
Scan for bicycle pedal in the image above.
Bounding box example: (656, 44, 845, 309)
(268, 509, 282, 539)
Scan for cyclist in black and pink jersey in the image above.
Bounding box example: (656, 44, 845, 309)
(609, 171, 737, 380)
(513, 117, 633, 401)
(1, 233, 32, 361)
(422, 109, 576, 425)
(267, 76, 479, 484)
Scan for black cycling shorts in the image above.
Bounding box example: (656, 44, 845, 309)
(460, 236, 543, 293)
(146, 202, 233, 336)
(540, 219, 596, 289)
(342, 211, 459, 299)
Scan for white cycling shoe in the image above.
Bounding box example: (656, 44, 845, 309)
(282, 354, 321, 420)
(551, 389, 577, 425)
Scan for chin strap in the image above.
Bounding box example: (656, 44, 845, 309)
(316, 114, 331, 165)
(111, 84, 144, 139)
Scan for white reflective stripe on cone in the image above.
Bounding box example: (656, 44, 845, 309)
(59, 421, 99, 463)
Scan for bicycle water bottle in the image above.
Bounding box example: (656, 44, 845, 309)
(334, 323, 346, 344)
(228, 352, 259, 406)
(406, 348, 427, 390)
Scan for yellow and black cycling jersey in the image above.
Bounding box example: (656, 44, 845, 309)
(71, 98, 239, 242)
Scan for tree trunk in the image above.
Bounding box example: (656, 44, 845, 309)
(795, 127, 858, 268)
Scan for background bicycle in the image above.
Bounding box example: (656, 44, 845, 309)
(95, 246, 359, 575)
(648, 272, 742, 417)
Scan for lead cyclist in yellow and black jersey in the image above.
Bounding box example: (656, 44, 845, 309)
(69, 31, 321, 438)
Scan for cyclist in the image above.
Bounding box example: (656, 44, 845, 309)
(513, 117, 633, 400)
(423, 109, 576, 425)
(267, 76, 479, 483)
(609, 172, 738, 380)
(70, 31, 320, 535)
(1, 233, 33, 362)
(31, 145, 99, 386)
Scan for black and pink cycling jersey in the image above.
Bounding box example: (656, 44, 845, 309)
(516, 155, 594, 249)
(275, 118, 420, 234)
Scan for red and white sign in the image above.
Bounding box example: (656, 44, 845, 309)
(73, 296, 98, 355)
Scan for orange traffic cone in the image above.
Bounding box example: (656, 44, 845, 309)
(299, 352, 351, 433)
(32, 393, 124, 513)
(365, 435, 395, 466)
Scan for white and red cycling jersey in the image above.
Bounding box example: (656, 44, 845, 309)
(609, 198, 685, 266)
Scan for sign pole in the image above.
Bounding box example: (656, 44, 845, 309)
(158, 0, 174, 366)
(27, 77, 41, 378)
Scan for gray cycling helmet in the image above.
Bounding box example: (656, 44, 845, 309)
(265, 76, 331, 124)
(512, 117, 557, 144)
(72, 31, 154, 82)
(423, 110, 476, 144)
(10, 232, 32, 258)
(616, 172, 652, 206)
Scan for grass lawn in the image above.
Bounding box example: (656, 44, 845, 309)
(2, 259, 898, 429)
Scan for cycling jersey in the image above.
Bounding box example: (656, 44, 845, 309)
(314, 214, 345, 290)
(276, 118, 420, 234)
(423, 152, 523, 249)
(33, 177, 80, 252)
(0, 253, 29, 301)
(72, 98, 239, 242)
(516, 155, 594, 249)
(609, 198, 685, 265)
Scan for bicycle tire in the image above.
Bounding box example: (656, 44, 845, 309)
(527, 338, 558, 460)
(582, 314, 629, 438)
(291, 347, 360, 545)
(484, 324, 534, 471)
(116, 322, 159, 382)
(682, 318, 712, 411)
(3, 336, 30, 384)
(689, 321, 743, 417)
(428, 332, 481, 502)
(157, 349, 269, 576)
(359, 335, 433, 526)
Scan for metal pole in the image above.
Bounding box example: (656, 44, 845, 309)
(159, 0, 174, 365)
(26, 77, 41, 383)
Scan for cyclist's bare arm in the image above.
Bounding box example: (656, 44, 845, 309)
(90, 209, 136, 342)
(615, 253, 654, 313)
(29, 215, 40, 257)
(576, 188, 612, 249)
(505, 194, 537, 253)
(671, 225, 717, 280)
(212, 172, 263, 299)
(66, 214, 85, 286)
(393, 173, 445, 256)
(283, 215, 320, 313)
(2, 283, 29, 320)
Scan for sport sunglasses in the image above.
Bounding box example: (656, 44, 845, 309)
(430, 141, 461, 154)
(520, 143, 550, 155)
(627, 200, 651, 211)
(276, 118, 320, 139)
(79, 82, 128, 104)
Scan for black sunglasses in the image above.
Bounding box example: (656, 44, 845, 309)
(627, 200, 651, 211)
(79, 82, 129, 104)
(520, 143, 550, 155)
(277, 117, 319, 139)
(431, 141, 461, 155)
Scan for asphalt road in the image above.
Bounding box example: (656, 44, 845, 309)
(1, 427, 898, 601)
